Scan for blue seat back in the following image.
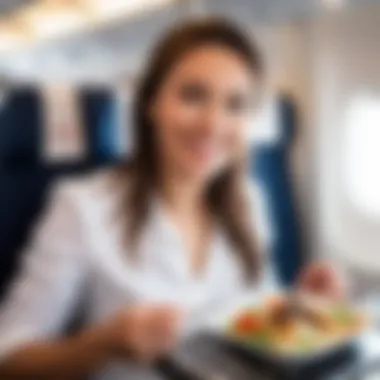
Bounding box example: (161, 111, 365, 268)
(253, 95, 303, 286)
(0, 87, 118, 299)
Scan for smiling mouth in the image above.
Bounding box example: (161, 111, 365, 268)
(184, 137, 219, 160)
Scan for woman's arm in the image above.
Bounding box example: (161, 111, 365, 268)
(0, 303, 182, 379)
(0, 322, 113, 380)
(0, 181, 181, 379)
(0, 181, 99, 379)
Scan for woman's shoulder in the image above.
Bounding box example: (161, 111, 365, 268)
(50, 167, 129, 211)
(53, 168, 111, 196)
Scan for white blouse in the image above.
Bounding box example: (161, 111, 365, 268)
(0, 170, 275, 380)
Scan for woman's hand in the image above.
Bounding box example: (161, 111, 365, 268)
(0, 304, 182, 379)
(297, 262, 348, 300)
(100, 304, 183, 363)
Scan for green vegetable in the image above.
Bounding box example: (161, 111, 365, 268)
(330, 305, 356, 326)
(248, 330, 273, 349)
(294, 330, 318, 352)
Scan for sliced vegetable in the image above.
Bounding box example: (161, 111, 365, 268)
(232, 311, 264, 336)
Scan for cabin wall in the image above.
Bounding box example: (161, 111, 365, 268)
(256, 6, 380, 286)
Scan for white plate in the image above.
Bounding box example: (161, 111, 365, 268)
(197, 293, 370, 365)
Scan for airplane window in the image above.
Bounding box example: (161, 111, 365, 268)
(343, 95, 380, 219)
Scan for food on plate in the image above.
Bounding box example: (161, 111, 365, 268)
(227, 294, 366, 355)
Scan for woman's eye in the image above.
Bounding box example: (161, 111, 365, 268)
(226, 95, 251, 114)
(178, 84, 207, 104)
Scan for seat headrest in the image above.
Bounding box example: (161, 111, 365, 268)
(0, 87, 42, 168)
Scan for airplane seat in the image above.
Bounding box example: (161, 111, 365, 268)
(0, 87, 117, 300)
(253, 95, 304, 286)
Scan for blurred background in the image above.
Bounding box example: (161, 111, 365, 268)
(0, 0, 380, 299)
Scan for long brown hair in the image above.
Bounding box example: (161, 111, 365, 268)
(118, 18, 264, 282)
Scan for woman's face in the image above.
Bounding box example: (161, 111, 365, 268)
(150, 44, 258, 183)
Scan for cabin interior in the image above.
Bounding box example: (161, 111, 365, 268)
(0, 2, 380, 377)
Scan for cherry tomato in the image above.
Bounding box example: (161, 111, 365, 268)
(233, 312, 264, 335)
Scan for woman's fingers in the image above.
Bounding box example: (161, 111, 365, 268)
(120, 304, 183, 362)
(298, 262, 348, 300)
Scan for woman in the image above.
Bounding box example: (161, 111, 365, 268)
(0, 19, 345, 379)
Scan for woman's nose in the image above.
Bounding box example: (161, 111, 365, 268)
(200, 105, 226, 134)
